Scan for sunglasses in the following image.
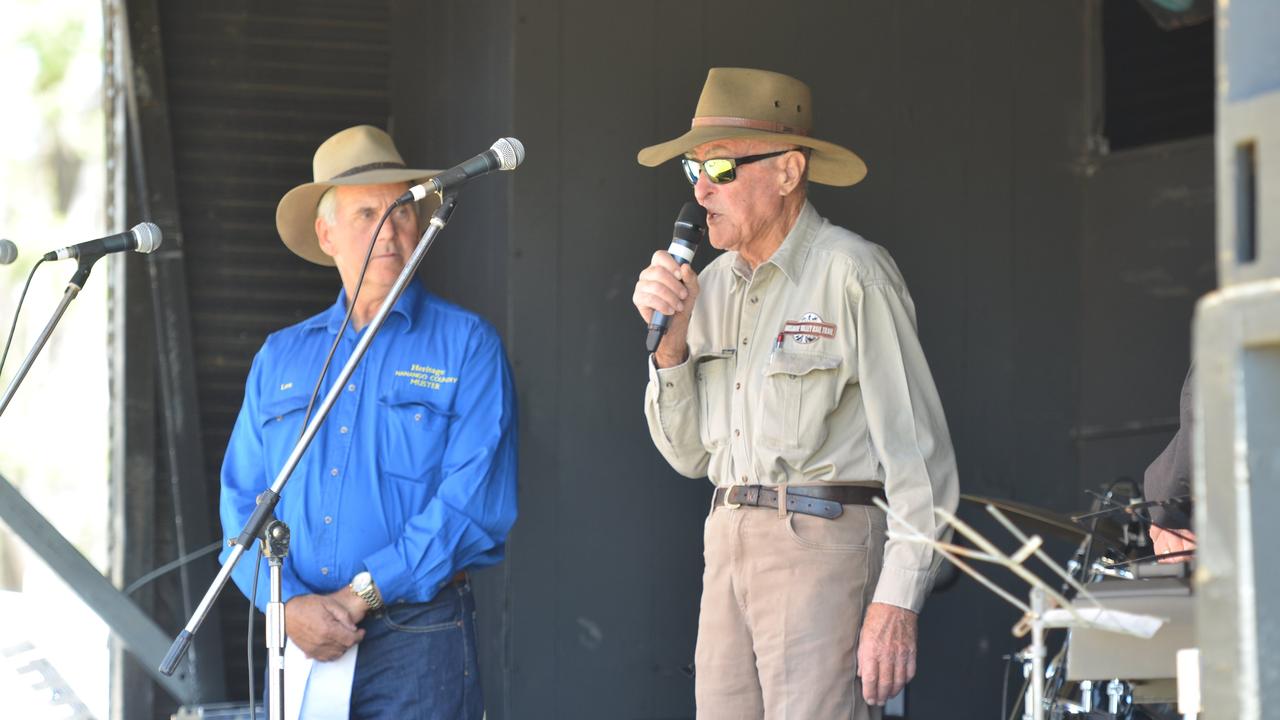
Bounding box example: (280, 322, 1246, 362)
(680, 149, 794, 185)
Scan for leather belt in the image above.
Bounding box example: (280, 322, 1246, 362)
(713, 484, 886, 519)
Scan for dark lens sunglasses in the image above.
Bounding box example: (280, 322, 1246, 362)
(680, 149, 794, 185)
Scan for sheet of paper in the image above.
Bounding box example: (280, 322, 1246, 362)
(1042, 606, 1166, 638)
(283, 638, 358, 720)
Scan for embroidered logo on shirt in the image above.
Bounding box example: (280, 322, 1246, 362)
(782, 312, 836, 345)
(394, 363, 458, 390)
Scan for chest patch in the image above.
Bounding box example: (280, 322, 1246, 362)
(782, 312, 837, 345)
(394, 363, 458, 390)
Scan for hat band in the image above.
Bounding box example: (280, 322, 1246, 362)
(691, 116, 811, 136)
(327, 160, 407, 181)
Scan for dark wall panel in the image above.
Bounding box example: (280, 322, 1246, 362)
(1077, 138, 1216, 500)
(413, 0, 1096, 717)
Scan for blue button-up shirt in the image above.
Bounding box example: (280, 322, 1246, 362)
(219, 281, 517, 610)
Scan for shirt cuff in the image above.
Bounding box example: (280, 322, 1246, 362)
(362, 546, 415, 605)
(648, 354, 697, 434)
(871, 564, 932, 613)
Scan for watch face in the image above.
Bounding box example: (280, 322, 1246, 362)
(352, 571, 372, 592)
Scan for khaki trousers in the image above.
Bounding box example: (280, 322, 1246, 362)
(694, 499, 887, 720)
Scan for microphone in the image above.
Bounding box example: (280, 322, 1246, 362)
(645, 202, 707, 353)
(399, 138, 525, 203)
(0, 239, 16, 265)
(42, 222, 162, 262)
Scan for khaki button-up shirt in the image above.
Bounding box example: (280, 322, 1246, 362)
(644, 201, 960, 612)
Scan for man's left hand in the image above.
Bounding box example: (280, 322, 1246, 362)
(1150, 525, 1197, 562)
(856, 602, 918, 705)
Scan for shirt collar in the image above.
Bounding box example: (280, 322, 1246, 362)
(309, 278, 425, 336)
(762, 200, 820, 285)
(728, 200, 820, 288)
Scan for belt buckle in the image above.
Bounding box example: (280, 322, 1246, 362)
(723, 485, 742, 510)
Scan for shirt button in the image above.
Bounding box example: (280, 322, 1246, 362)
(414, 413, 422, 421)
(741, 337, 748, 346)
(275, 416, 283, 422)
(665, 382, 673, 388)
(347, 384, 356, 392)
(734, 429, 741, 437)
(735, 382, 741, 390)
(339, 426, 349, 434)
(320, 567, 329, 575)
(330, 468, 339, 477)
(750, 296, 759, 304)
(324, 516, 333, 524)
(740, 475, 748, 483)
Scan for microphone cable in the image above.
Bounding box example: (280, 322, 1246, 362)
(0, 258, 46, 378)
(244, 200, 401, 720)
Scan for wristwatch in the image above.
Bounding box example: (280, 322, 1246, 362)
(350, 571, 384, 611)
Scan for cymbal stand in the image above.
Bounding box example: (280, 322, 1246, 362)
(873, 499, 1166, 720)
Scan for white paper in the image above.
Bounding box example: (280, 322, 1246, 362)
(1041, 606, 1166, 638)
(283, 638, 358, 720)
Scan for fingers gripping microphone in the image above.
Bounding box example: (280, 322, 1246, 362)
(0, 239, 16, 265)
(399, 138, 525, 204)
(42, 222, 162, 262)
(645, 202, 707, 353)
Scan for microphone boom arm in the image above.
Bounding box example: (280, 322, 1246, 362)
(160, 195, 461, 677)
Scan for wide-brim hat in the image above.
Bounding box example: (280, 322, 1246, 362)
(637, 68, 867, 187)
(276, 125, 442, 266)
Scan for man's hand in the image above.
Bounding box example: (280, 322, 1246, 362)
(856, 602, 918, 706)
(632, 250, 700, 367)
(284, 591, 367, 661)
(1150, 525, 1197, 563)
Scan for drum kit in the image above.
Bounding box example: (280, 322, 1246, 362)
(958, 484, 1193, 720)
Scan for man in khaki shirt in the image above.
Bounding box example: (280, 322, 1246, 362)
(632, 68, 959, 719)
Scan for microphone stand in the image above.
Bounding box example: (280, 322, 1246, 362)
(0, 256, 98, 417)
(159, 196, 460, 707)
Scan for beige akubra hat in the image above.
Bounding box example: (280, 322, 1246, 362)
(276, 125, 442, 266)
(637, 67, 867, 187)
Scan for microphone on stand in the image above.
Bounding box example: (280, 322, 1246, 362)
(645, 202, 707, 353)
(0, 239, 17, 265)
(42, 222, 162, 262)
(398, 137, 525, 204)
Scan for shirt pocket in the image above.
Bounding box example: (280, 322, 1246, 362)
(378, 389, 450, 484)
(695, 355, 734, 450)
(758, 350, 843, 458)
(258, 389, 312, 471)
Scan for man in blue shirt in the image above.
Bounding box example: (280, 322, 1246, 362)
(219, 125, 518, 719)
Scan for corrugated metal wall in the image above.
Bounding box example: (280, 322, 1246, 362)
(130, 2, 395, 715)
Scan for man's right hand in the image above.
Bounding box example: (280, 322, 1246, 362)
(284, 592, 366, 661)
(632, 250, 700, 367)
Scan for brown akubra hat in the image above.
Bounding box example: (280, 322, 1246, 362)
(276, 125, 441, 266)
(637, 67, 867, 187)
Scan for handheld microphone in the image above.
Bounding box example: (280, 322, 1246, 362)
(42, 222, 162, 262)
(0, 239, 16, 265)
(645, 202, 707, 353)
(398, 138, 525, 203)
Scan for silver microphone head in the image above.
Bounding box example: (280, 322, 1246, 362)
(0, 239, 17, 265)
(131, 222, 163, 254)
(490, 137, 525, 171)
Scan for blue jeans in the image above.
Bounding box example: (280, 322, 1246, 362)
(349, 581, 484, 720)
(266, 581, 484, 719)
